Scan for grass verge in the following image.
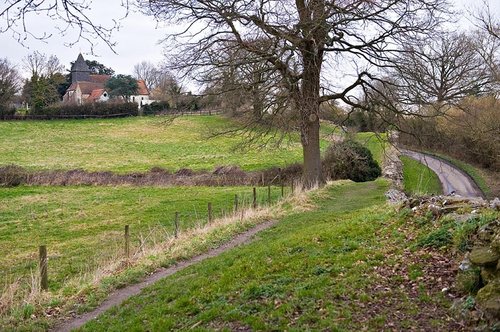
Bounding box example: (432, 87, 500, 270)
(421, 151, 491, 198)
(401, 156, 443, 195)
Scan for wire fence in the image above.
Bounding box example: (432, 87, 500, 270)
(5, 184, 292, 296)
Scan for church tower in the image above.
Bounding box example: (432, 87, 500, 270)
(70, 53, 91, 83)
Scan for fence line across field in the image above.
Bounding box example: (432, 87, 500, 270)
(1, 109, 224, 121)
(34, 184, 291, 291)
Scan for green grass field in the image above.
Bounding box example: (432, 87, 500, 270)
(0, 116, 393, 330)
(0, 116, 304, 173)
(401, 156, 443, 195)
(0, 116, 387, 174)
(0, 185, 285, 292)
(76, 179, 470, 331)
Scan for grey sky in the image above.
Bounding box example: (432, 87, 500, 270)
(1, 0, 498, 84)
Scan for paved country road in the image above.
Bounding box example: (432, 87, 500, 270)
(401, 149, 484, 198)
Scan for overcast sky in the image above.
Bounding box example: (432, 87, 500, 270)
(1, 0, 498, 85)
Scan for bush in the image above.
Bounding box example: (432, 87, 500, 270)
(142, 101, 170, 115)
(0, 165, 26, 187)
(27, 101, 139, 119)
(398, 95, 500, 171)
(0, 105, 16, 120)
(322, 140, 381, 182)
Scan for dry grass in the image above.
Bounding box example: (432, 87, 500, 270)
(0, 164, 302, 188)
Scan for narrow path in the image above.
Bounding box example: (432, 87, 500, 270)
(52, 220, 277, 332)
(401, 149, 483, 198)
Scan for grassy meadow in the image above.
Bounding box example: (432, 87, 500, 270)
(0, 116, 306, 173)
(0, 115, 393, 330)
(78, 179, 486, 331)
(0, 185, 285, 293)
(0, 116, 387, 174)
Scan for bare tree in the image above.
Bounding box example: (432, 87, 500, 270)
(201, 39, 289, 122)
(389, 32, 497, 106)
(45, 55, 65, 77)
(0, 58, 21, 107)
(140, 0, 448, 187)
(473, 1, 500, 40)
(0, 0, 129, 51)
(22, 51, 47, 77)
(133, 61, 159, 90)
(22, 51, 65, 77)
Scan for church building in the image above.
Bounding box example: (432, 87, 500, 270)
(63, 54, 150, 107)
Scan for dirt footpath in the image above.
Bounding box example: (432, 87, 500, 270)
(52, 220, 276, 332)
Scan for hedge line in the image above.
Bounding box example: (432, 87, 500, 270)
(1, 102, 139, 120)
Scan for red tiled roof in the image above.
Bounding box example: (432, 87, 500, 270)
(137, 80, 149, 95)
(77, 82, 106, 95)
(88, 89, 106, 102)
(89, 75, 111, 84)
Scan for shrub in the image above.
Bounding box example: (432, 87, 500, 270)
(322, 140, 381, 182)
(398, 95, 500, 171)
(0, 165, 26, 187)
(0, 105, 16, 120)
(142, 101, 169, 115)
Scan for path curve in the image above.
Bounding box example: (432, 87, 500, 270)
(401, 149, 483, 198)
(52, 220, 277, 332)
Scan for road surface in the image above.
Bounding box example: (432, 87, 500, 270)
(401, 150, 483, 198)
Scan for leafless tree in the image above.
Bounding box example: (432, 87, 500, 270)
(140, 0, 448, 187)
(22, 51, 47, 77)
(132, 61, 184, 105)
(22, 51, 65, 77)
(0, 0, 129, 51)
(45, 55, 65, 77)
(133, 61, 159, 90)
(0, 58, 21, 107)
(201, 39, 290, 122)
(473, 1, 500, 40)
(388, 32, 498, 106)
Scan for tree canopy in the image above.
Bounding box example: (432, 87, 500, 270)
(0, 58, 20, 107)
(139, 0, 448, 186)
(105, 74, 138, 100)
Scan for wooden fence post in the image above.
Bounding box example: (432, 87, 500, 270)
(208, 202, 213, 223)
(39, 245, 48, 291)
(253, 187, 257, 209)
(124, 225, 130, 259)
(174, 212, 179, 238)
(279, 168, 284, 197)
(291, 181, 294, 194)
(234, 194, 239, 212)
(268, 185, 271, 204)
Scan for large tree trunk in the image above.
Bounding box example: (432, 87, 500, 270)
(301, 114, 322, 188)
(298, 47, 324, 188)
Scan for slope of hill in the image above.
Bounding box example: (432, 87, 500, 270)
(76, 179, 487, 331)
